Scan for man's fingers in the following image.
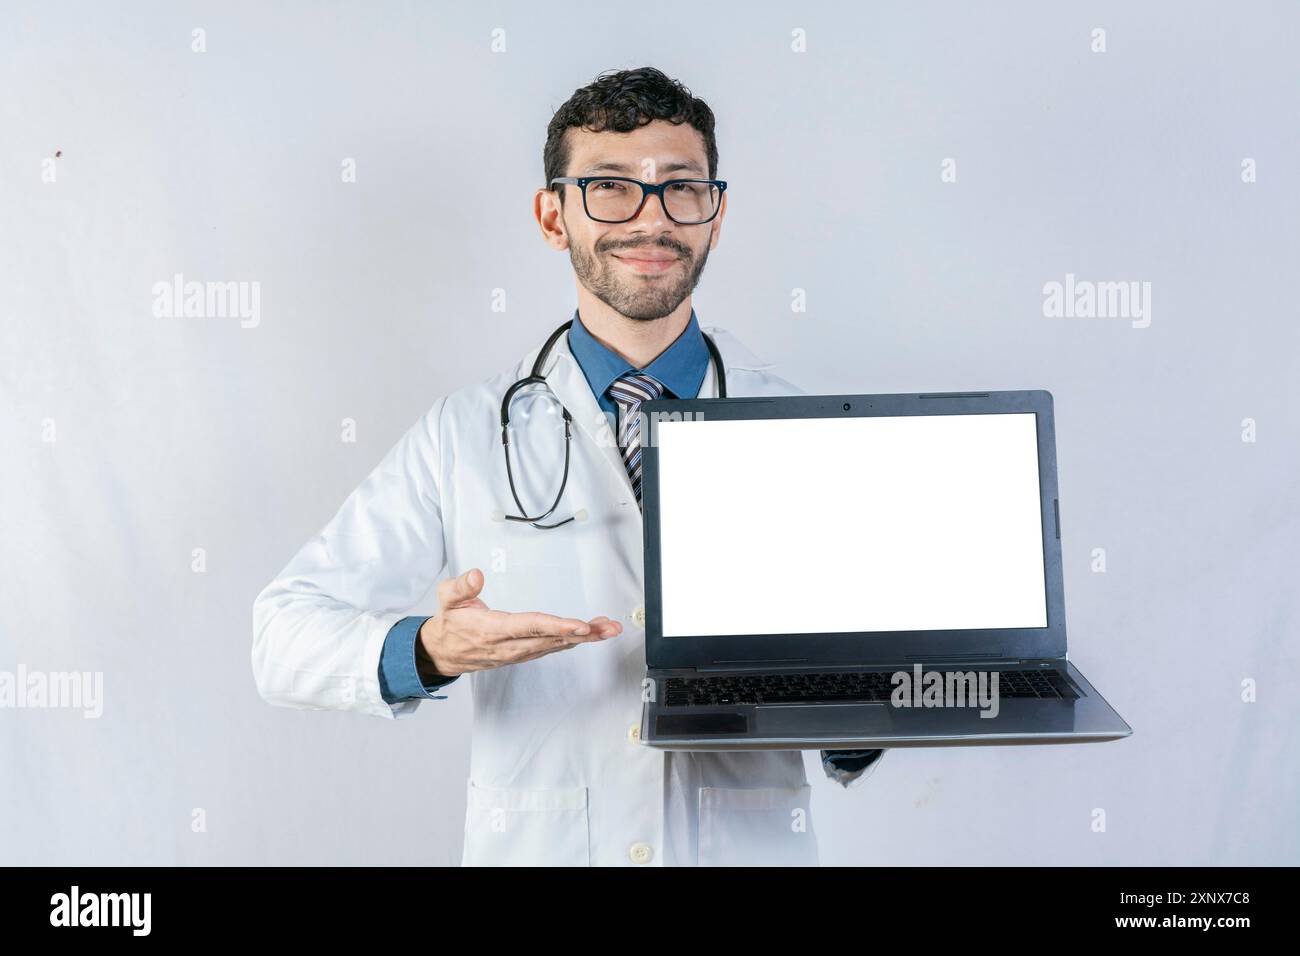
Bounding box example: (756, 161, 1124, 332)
(463, 609, 590, 641)
(584, 617, 622, 638)
(471, 610, 623, 642)
(505, 617, 623, 654)
(437, 568, 485, 609)
(507, 630, 610, 662)
(513, 611, 600, 639)
(438, 612, 623, 669)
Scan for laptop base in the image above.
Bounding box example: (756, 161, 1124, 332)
(640, 659, 1132, 751)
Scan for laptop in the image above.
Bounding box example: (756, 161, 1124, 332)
(637, 389, 1132, 750)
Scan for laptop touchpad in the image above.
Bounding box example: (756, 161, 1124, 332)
(656, 712, 748, 736)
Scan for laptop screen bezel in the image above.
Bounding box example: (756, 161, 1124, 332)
(640, 389, 1067, 669)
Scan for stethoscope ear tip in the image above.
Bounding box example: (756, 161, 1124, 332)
(489, 509, 506, 522)
(574, 508, 588, 523)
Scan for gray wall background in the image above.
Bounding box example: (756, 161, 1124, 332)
(2, 0, 1296, 865)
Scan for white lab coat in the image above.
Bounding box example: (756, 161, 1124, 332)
(252, 324, 882, 866)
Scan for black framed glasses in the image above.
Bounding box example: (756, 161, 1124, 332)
(549, 176, 727, 225)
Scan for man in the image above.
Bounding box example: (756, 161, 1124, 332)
(252, 66, 883, 866)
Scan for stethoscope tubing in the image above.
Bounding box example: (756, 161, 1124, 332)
(499, 318, 726, 529)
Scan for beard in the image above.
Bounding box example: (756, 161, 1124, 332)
(568, 234, 711, 321)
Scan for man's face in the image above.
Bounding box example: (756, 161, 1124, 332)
(546, 120, 724, 321)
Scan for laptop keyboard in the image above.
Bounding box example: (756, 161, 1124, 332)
(661, 668, 1079, 707)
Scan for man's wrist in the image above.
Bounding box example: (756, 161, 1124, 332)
(415, 620, 454, 681)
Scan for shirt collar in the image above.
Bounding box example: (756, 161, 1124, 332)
(566, 307, 710, 401)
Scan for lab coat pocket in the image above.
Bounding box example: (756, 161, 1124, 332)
(697, 784, 818, 867)
(463, 780, 590, 867)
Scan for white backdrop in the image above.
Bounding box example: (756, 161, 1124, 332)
(2, 0, 1297, 865)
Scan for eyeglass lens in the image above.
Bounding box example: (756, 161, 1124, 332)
(585, 179, 720, 223)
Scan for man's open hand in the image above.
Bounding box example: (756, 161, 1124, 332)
(416, 568, 622, 679)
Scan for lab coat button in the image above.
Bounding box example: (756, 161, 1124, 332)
(629, 842, 653, 864)
(628, 723, 641, 743)
(631, 605, 646, 628)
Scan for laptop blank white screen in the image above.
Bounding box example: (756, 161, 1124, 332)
(654, 412, 1048, 637)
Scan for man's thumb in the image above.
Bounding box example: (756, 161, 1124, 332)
(442, 567, 484, 607)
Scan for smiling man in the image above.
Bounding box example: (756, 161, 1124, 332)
(252, 66, 883, 867)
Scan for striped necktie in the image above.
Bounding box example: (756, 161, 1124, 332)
(608, 371, 665, 506)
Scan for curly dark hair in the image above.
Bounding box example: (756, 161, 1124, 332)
(543, 66, 718, 204)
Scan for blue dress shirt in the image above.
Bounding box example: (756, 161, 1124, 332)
(567, 305, 711, 427)
(375, 310, 883, 784)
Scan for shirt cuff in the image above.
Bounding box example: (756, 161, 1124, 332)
(378, 616, 458, 703)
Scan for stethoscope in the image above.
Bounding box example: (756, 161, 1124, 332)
(493, 317, 728, 529)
